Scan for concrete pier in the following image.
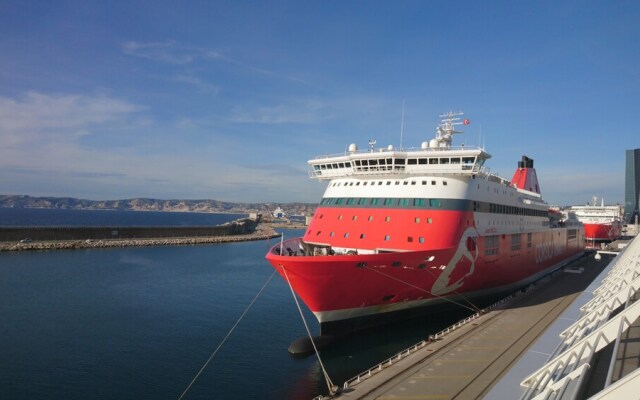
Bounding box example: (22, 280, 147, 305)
(329, 254, 607, 399)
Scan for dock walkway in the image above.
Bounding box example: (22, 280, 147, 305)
(330, 255, 606, 400)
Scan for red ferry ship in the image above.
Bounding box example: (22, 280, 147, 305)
(266, 112, 584, 334)
(569, 197, 623, 242)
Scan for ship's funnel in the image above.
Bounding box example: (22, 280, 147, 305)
(511, 155, 540, 194)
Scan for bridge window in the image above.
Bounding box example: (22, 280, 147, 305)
(419, 158, 428, 165)
(440, 158, 450, 164)
(429, 158, 438, 164)
(408, 159, 417, 165)
(462, 157, 475, 164)
(451, 158, 460, 164)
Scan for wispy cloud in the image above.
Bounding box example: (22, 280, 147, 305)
(121, 40, 307, 85)
(171, 74, 219, 93)
(230, 100, 325, 124)
(122, 40, 195, 64)
(0, 90, 322, 202)
(0, 92, 143, 145)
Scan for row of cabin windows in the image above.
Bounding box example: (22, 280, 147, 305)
(485, 233, 534, 256)
(486, 202, 546, 217)
(321, 197, 441, 208)
(315, 230, 425, 243)
(314, 157, 477, 170)
(321, 197, 547, 218)
(331, 180, 447, 187)
(316, 213, 433, 224)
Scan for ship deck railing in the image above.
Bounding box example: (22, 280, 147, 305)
(308, 163, 493, 179)
(309, 144, 484, 160)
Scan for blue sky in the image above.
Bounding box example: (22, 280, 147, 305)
(1, 1, 638, 205)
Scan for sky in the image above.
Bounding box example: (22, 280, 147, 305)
(1, 0, 639, 205)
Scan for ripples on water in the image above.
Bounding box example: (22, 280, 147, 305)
(0, 211, 469, 399)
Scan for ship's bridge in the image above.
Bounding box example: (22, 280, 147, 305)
(308, 146, 491, 180)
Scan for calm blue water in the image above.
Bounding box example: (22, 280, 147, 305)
(0, 208, 245, 227)
(0, 209, 468, 400)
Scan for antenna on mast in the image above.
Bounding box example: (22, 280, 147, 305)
(400, 100, 405, 150)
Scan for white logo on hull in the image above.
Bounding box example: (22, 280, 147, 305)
(431, 227, 479, 296)
(535, 241, 566, 264)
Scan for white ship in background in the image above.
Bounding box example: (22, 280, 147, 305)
(569, 197, 622, 242)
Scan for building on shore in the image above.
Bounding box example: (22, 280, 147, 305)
(625, 148, 640, 224)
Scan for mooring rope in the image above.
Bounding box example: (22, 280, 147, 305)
(365, 266, 482, 313)
(281, 266, 337, 395)
(177, 269, 277, 400)
(422, 266, 483, 313)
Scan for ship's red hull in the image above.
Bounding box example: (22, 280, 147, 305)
(583, 221, 622, 241)
(266, 227, 584, 334)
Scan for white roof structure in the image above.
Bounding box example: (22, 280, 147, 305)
(520, 235, 640, 399)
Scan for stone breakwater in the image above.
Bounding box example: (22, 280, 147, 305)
(0, 223, 281, 252)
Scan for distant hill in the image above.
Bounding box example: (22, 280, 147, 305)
(0, 195, 317, 216)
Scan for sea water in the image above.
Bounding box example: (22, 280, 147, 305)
(0, 209, 468, 399)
